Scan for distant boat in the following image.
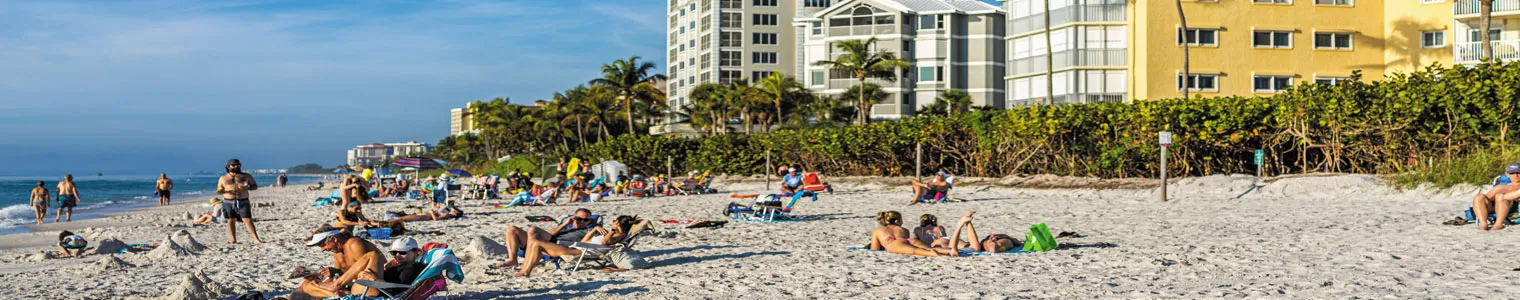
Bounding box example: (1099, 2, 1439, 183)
(96, 172, 103, 176)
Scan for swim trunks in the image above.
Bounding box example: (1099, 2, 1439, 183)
(157, 189, 171, 200)
(58, 194, 78, 208)
(221, 198, 253, 221)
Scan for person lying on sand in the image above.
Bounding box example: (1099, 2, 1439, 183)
(908, 171, 953, 205)
(292, 230, 385, 299)
(56, 231, 88, 258)
(496, 208, 599, 268)
(513, 215, 644, 277)
(335, 201, 385, 228)
(913, 214, 950, 248)
(943, 212, 1023, 253)
(304, 181, 325, 191)
(387, 200, 463, 222)
(1474, 163, 1520, 231)
(868, 211, 955, 257)
(192, 198, 224, 225)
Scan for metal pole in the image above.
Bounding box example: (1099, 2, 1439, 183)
(766, 150, 772, 190)
(915, 143, 923, 182)
(1160, 145, 1168, 202)
(666, 155, 672, 180)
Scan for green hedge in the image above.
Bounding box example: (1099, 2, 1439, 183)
(552, 62, 1520, 180)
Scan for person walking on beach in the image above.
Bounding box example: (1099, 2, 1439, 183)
(218, 159, 264, 244)
(156, 173, 174, 206)
(278, 173, 289, 187)
(55, 174, 80, 222)
(30, 181, 49, 225)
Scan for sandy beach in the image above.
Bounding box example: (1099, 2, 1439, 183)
(0, 174, 1510, 299)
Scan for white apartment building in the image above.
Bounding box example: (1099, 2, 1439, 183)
(1002, 0, 1127, 106)
(797, 0, 1006, 119)
(666, 0, 802, 118)
(346, 142, 431, 167)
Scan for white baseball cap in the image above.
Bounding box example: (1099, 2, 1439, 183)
(305, 230, 341, 247)
(389, 237, 419, 252)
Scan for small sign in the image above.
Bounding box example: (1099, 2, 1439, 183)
(1254, 149, 1265, 165)
(1159, 131, 1172, 147)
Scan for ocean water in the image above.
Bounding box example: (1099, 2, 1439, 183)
(0, 174, 317, 232)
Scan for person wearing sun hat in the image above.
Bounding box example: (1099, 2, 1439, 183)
(293, 229, 385, 299)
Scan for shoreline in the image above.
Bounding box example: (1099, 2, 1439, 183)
(0, 175, 325, 237)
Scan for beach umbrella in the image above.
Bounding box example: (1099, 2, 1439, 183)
(447, 169, 472, 177)
(333, 169, 351, 174)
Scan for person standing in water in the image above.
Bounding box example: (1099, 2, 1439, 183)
(218, 159, 263, 244)
(55, 174, 80, 222)
(30, 181, 49, 225)
(156, 173, 174, 206)
(278, 173, 289, 187)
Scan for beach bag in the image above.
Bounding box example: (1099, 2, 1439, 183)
(1022, 223, 1057, 252)
(607, 249, 651, 270)
(365, 228, 393, 240)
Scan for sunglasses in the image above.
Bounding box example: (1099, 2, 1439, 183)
(1510, 172, 1520, 175)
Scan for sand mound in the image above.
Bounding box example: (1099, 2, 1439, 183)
(997, 174, 1157, 189)
(1168, 174, 1260, 199)
(159, 270, 228, 300)
(1259, 174, 1384, 199)
(171, 230, 207, 254)
(459, 236, 508, 264)
(146, 234, 191, 259)
(87, 255, 136, 273)
(93, 238, 130, 255)
(26, 251, 55, 262)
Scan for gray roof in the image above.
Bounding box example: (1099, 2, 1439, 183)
(887, 0, 1003, 13)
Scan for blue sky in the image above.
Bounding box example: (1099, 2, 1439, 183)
(0, 0, 667, 175)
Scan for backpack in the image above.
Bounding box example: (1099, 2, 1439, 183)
(607, 249, 651, 270)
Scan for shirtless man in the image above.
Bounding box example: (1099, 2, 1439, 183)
(295, 230, 386, 299)
(55, 174, 81, 222)
(156, 173, 175, 206)
(217, 159, 263, 244)
(1474, 163, 1520, 231)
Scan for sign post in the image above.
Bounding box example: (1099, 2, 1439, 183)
(1159, 131, 1172, 202)
(1254, 149, 1265, 178)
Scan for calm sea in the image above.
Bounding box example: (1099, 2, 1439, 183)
(0, 174, 318, 233)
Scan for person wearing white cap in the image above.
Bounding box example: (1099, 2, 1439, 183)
(382, 238, 425, 292)
(781, 167, 803, 194)
(1474, 162, 1520, 231)
(293, 230, 385, 299)
(908, 170, 953, 206)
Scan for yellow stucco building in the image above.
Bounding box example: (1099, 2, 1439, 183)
(1003, 0, 1508, 103)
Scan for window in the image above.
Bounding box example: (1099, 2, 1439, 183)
(720, 70, 742, 84)
(1252, 0, 1290, 3)
(669, 15, 677, 27)
(812, 21, 823, 35)
(702, 34, 711, 49)
(1313, 0, 1352, 5)
(1177, 28, 1219, 46)
(811, 71, 824, 86)
(1252, 31, 1292, 48)
(720, 51, 742, 66)
(721, 0, 742, 9)
(690, 21, 696, 31)
(918, 66, 935, 81)
(1176, 74, 1219, 91)
(1314, 76, 1352, 85)
(689, 76, 695, 85)
(678, 78, 685, 87)
(721, 13, 742, 28)
(754, 0, 778, 6)
(690, 3, 696, 11)
(752, 71, 773, 80)
(903, 40, 913, 53)
(1421, 31, 1445, 48)
(679, 26, 686, 34)
(679, 44, 685, 52)
(752, 52, 777, 64)
(936, 67, 944, 82)
(804, 0, 831, 7)
(1313, 32, 1352, 49)
(680, 8, 685, 16)
(689, 58, 695, 68)
(720, 32, 742, 47)
(1252, 75, 1292, 92)
(753, 14, 778, 26)
(701, 16, 711, 31)
(753, 32, 778, 45)
(678, 61, 685, 71)
(701, 53, 711, 66)
(936, 15, 944, 29)
(1470, 29, 1501, 43)
(919, 15, 936, 30)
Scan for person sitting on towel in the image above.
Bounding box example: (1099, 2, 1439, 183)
(292, 230, 385, 299)
(1475, 163, 1520, 231)
(908, 171, 954, 205)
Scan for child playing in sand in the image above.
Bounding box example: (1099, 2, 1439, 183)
(57, 231, 88, 258)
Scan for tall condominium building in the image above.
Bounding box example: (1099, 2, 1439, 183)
(346, 142, 431, 167)
(666, 0, 800, 115)
(1001, 0, 1500, 104)
(449, 102, 476, 136)
(797, 0, 1006, 119)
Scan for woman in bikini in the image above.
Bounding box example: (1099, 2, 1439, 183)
(869, 211, 955, 257)
(944, 211, 1022, 253)
(913, 214, 951, 248)
(30, 181, 49, 225)
(513, 215, 644, 277)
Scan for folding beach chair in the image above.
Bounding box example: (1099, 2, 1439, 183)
(799, 172, 829, 193)
(725, 193, 815, 222)
(353, 248, 464, 300)
(560, 220, 655, 274)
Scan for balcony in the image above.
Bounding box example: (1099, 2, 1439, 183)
(826, 24, 906, 37)
(1454, 40, 1520, 63)
(1010, 48, 1127, 76)
(1454, 0, 1520, 19)
(1011, 1, 1127, 36)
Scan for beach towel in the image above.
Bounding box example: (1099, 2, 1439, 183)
(526, 216, 555, 222)
(845, 247, 1028, 256)
(415, 248, 464, 285)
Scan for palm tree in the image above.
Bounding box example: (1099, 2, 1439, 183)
(725, 78, 764, 134)
(811, 37, 911, 125)
(584, 85, 621, 140)
(550, 87, 590, 145)
(1176, 0, 1190, 99)
(757, 71, 803, 132)
(590, 56, 668, 135)
(689, 82, 728, 135)
(839, 83, 889, 124)
(1481, 0, 1495, 59)
(919, 89, 973, 116)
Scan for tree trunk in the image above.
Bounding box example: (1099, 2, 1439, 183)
(625, 92, 636, 135)
(857, 75, 868, 125)
(743, 109, 752, 134)
(1482, 0, 1495, 60)
(1176, 0, 1190, 99)
(600, 121, 610, 141)
(575, 118, 586, 145)
(774, 97, 784, 132)
(1044, 0, 1054, 105)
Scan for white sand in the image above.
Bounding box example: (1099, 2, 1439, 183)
(0, 174, 1512, 299)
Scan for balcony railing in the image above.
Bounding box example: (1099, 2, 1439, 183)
(1454, 40, 1520, 63)
(1011, 48, 1127, 76)
(1454, 0, 1520, 17)
(826, 24, 905, 37)
(1011, 1, 1126, 35)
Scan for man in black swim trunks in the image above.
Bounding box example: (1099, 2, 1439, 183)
(156, 173, 174, 206)
(218, 159, 263, 244)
